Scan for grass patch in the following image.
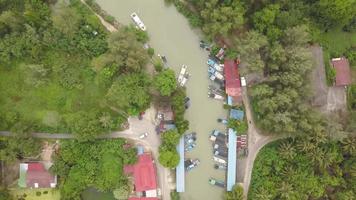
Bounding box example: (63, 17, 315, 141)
(323, 50, 336, 86)
(319, 29, 356, 57)
(10, 188, 60, 200)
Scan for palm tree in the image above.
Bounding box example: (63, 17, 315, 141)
(341, 135, 356, 156)
(279, 141, 296, 160)
(278, 181, 294, 200)
(296, 138, 316, 153)
(255, 188, 273, 200)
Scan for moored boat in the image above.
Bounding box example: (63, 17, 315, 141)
(208, 92, 224, 101)
(214, 163, 227, 170)
(185, 159, 200, 171)
(208, 178, 225, 188)
(130, 12, 146, 31)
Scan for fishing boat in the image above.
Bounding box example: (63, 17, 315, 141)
(209, 178, 225, 188)
(184, 143, 196, 152)
(208, 92, 224, 101)
(214, 163, 227, 170)
(130, 12, 146, 31)
(184, 97, 191, 109)
(185, 159, 200, 171)
(180, 74, 190, 87)
(214, 71, 224, 80)
(217, 118, 228, 124)
(178, 65, 189, 86)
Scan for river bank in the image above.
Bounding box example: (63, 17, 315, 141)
(95, 0, 227, 199)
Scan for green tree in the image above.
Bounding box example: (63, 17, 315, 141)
(113, 185, 131, 200)
(225, 184, 244, 200)
(52, 4, 81, 37)
(106, 73, 151, 115)
(316, 0, 355, 29)
(200, 0, 245, 38)
(158, 149, 180, 168)
(154, 69, 177, 96)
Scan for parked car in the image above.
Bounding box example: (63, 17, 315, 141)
(139, 132, 148, 139)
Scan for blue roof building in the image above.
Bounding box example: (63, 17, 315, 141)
(230, 109, 244, 120)
(176, 137, 185, 192)
(227, 128, 237, 191)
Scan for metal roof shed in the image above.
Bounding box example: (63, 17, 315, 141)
(230, 109, 244, 120)
(227, 128, 237, 191)
(176, 137, 185, 192)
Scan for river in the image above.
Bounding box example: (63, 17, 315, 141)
(95, 1, 226, 199)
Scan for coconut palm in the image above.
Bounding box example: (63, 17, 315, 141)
(255, 188, 273, 200)
(279, 141, 296, 160)
(341, 135, 356, 156)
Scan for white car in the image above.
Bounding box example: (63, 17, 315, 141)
(139, 132, 148, 139)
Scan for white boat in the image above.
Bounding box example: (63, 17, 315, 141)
(130, 12, 146, 31)
(208, 92, 224, 101)
(178, 65, 189, 86)
(214, 71, 224, 80)
(214, 64, 224, 72)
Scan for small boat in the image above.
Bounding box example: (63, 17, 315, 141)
(185, 132, 197, 139)
(215, 47, 225, 60)
(180, 74, 190, 87)
(214, 163, 227, 170)
(208, 92, 224, 101)
(130, 12, 146, 31)
(217, 118, 228, 124)
(209, 178, 225, 188)
(185, 159, 200, 171)
(208, 66, 215, 74)
(214, 71, 224, 80)
(184, 97, 190, 109)
(214, 64, 224, 72)
(185, 143, 196, 152)
(178, 65, 189, 86)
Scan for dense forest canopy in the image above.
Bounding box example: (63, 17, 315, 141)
(249, 135, 356, 200)
(51, 139, 137, 200)
(0, 0, 152, 142)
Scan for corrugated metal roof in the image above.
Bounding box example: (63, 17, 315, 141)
(176, 137, 185, 192)
(224, 60, 242, 99)
(227, 129, 237, 191)
(331, 57, 351, 86)
(230, 109, 244, 120)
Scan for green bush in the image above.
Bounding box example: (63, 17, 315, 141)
(324, 51, 336, 86)
(36, 191, 41, 196)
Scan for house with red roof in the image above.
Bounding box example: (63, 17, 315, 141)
(18, 162, 57, 188)
(124, 153, 158, 198)
(331, 57, 352, 86)
(224, 60, 242, 104)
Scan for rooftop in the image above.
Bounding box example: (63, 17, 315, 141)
(331, 57, 351, 86)
(227, 129, 237, 191)
(230, 109, 244, 120)
(176, 137, 185, 192)
(224, 60, 242, 101)
(124, 154, 157, 192)
(18, 162, 57, 188)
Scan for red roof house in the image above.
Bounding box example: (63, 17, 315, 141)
(224, 60, 242, 103)
(19, 162, 57, 188)
(331, 57, 351, 86)
(124, 154, 157, 193)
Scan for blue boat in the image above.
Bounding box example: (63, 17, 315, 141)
(185, 159, 200, 171)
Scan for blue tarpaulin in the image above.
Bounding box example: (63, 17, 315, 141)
(176, 137, 185, 192)
(227, 128, 237, 191)
(136, 145, 144, 155)
(230, 109, 244, 120)
(227, 96, 233, 106)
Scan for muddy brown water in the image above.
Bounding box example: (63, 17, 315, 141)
(95, 1, 227, 199)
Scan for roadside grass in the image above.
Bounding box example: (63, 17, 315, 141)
(9, 188, 60, 200)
